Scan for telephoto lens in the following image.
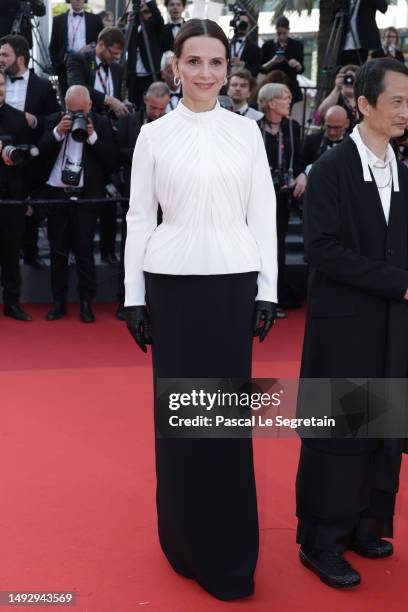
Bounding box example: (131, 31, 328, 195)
(70, 112, 88, 143)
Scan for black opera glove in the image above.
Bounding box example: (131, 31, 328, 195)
(124, 306, 152, 353)
(253, 300, 277, 342)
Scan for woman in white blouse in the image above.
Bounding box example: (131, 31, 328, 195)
(124, 19, 278, 601)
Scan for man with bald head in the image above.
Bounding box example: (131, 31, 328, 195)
(38, 85, 117, 322)
(304, 105, 350, 167)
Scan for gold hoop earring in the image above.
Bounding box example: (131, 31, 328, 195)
(174, 76, 181, 88)
(223, 76, 228, 86)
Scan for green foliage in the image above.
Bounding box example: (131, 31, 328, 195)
(52, 3, 94, 17)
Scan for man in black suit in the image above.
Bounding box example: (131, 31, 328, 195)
(0, 34, 60, 268)
(0, 68, 33, 321)
(261, 16, 304, 104)
(38, 85, 117, 323)
(229, 12, 261, 78)
(303, 105, 349, 167)
(161, 0, 186, 53)
(297, 59, 408, 589)
(127, 0, 165, 109)
(115, 81, 169, 319)
(341, 0, 388, 65)
(49, 0, 103, 98)
(67, 26, 127, 118)
(0, 0, 45, 48)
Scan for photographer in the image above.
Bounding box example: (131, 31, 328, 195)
(303, 105, 349, 167)
(49, 0, 103, 97)
(260, 16, 304, 105)
(0, 1, 45, 48)
(38, 85, 117, 323)
(127, 0, 165, 109)
(0, 68, 34, 321)
(372, 27, 405, 64)
(317, 64, 358, 129)
(67, 27, 127, 119)
(229, 12, 261, 78)
(257, 83, 306, 318)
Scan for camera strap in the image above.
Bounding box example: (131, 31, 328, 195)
(61, 135, 83, 176)
(95, 65, 112, 96)
(262, 119, 290, 174)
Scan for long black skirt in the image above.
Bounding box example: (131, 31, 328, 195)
(145, 272, 259, 601)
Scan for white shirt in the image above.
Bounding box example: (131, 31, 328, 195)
(94, 56, 114, 97)
(169, 21, 183, 39)
(47, 127, 98, 189)
(166, 88, 181, 113)
(68, 8, 86, 52)
(125, 99, 278, 306)
(5, 69, 29, 111)
(235, 104, 263, 122)
(350, 125, 399, 225)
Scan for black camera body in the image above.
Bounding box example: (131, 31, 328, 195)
(271, 168, 292, 193)
(0, 135, 39, 167)
(68, 111, 89, 143)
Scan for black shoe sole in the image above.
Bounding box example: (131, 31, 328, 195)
(348, 546, 393, 559)
(299, 549, 361, 589)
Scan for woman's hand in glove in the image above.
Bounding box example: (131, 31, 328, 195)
(253, 301, 277, 342)
(124, 306, 152, 353)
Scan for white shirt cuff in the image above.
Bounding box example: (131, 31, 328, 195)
(53, 126, 64, 142)
(87, 131, 98, 145)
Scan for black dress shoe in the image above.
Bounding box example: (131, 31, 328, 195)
(80, 301, 95, 323)
(4, 303, 32, 321)
(349, 539, 393, 559)
(116, 303, 125, 321)
(299, 546, 361, 588)
(101, 252, 119, 265)
(46, 301, 67, 321)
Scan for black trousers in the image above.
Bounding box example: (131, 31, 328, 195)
(296, 441, 402, 551)
(46, 187, 98, 302)
(144, 272, 259, 600)
(276, 193, 290, 304)
(127, 74, 154, 109)
(0, 203, 25, 304)
(99, 202, 117, 257)
(23, 214, 39, 261)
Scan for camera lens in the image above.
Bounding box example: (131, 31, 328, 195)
(71, 113, 88, 143)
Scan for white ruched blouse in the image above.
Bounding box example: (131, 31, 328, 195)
(124, 99, 278, 306)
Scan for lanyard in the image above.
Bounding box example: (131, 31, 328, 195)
(96, 65, 111, 96)
(261, 119, 294, 175)
(232, 39, 245, 59)
(69, 14, 83, 50)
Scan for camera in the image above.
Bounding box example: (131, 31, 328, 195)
(271, 168, 291, 193)
(276, 48, 286, 57)
(61, 158, 83, 187)
(68, 112, 89, 143)
(343, 73, 355, 86)
(0, 136, 39, 167)
(229, 5, 249, 35)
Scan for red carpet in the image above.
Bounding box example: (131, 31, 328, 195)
(0, 304, 406, 611)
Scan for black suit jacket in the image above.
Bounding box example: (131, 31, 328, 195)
(0, 103, 34, 199)
(303, 132, 324, 167)
(371, 47, 405, 63)
(0, 0, 45, 47)
(353, 0, 388, 51)
(117, 110, 144, 196)
(261, 37, 304, 103)
(25, 71, 60, 117)
(38, 112, 118, 198)
(161, 21, 185, 53)
(49, 10, 103, 71)
(127, 1, 164, 76)
(230, 39, 261, 78)
(67, 51, 124, 113)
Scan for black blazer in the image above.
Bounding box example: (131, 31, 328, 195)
(302, 132, 324, 167)
(49, 10, 103, 71)
(25, 71, 60, 116)
(261, 37, 304, 103)
(371, 47, 405, 63)
(127, 1, 164, 76)
(38, 112, 118, 198)
(0, 103, 34, 199)
(231, 39, 261, 78)
(353, 0, 388, 51)
(117, 110, 144, 196)
(67, 51, 124, 113)
(161, 21, 185, 53)
(0, 0, 45, 47)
